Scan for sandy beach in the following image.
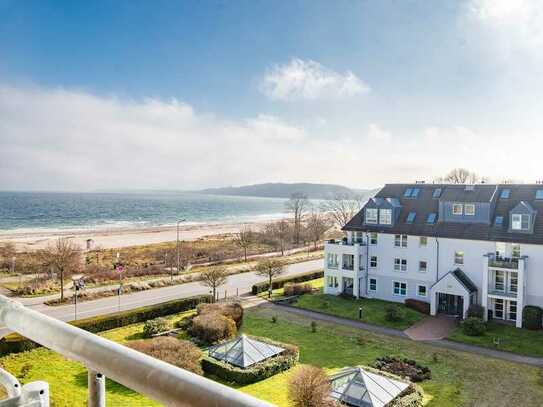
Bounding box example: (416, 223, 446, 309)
(0, 221, 269, 251)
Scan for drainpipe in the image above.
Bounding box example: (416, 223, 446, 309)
(435, 237, 440, 283)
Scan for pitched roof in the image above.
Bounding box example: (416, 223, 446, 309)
(208, 335, 285, 368)
(453, 268, 478, 293)
(344, 183, 543, 245)
(329, 367, 409, 407)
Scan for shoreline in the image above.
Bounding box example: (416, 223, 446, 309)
(0, 217, 283, 251)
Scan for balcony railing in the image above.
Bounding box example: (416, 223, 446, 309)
(488, 287, 518, 298)
(0, 295, 272, 407)
(488, 256, 520, 269)
(326, 239, 366, 246)
(342, 264, 354, 271)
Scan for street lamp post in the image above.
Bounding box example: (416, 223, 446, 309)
(176, 219, 186, 281)
(115, 252, 124, 312)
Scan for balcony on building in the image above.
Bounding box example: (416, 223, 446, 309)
(488, 254, 520, 270)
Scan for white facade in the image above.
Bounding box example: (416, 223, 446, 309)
(324, 231, 539, 328)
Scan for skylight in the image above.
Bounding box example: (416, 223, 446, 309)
(432, 188, 442, 198)
(404, 187, 420, 198)
(495, 216, 504, 227)
(427, 213, 437, 224)
(406, 212, 416, 223)
(500, 189, 511, 199)
(536, 190, 543, 200)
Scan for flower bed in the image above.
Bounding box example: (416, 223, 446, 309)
(373, 356, 431, 382)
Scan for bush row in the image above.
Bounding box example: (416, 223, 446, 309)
(404, 299, 430, 315)
(523, 305, 543, 330)
(202, 336, 299, 384)
(251, 270, 323, 295)
(0, 294, 211, 356)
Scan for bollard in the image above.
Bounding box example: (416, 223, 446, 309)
(359, 307, 363, 319)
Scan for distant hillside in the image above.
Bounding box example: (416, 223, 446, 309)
(199, 182, 376, 200)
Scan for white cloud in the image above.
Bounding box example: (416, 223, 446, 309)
(260, 58, 369, 101)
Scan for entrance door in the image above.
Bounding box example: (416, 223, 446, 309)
(342, 277, 354, 296)
(437, 293, 464, 316)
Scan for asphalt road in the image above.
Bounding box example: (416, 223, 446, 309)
(0, 259, 322, 337)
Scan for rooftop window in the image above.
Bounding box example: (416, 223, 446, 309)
(495, 216, 504, 227)
(432, 188, 442, 198)
(512, 213, 530, 231)
(365, 208, 378, 224)
(404, 187, 420, 198)
(406, 212, 416, 223)
(500, 189, 511, 199)
(427, 213, 437, 224)
(536, 190, 543, 200)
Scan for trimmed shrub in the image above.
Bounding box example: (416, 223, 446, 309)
(128, 337, 202, 375)
(389, 383, 424, 407)
(202, 336, 298, 384)
(522, 305, 543, 330)
(288, 365, 334, 407)
(0, 294, 211, 356)
(404, 299, 430, 315)
(467, 304, 485, 319)
(143, 317, 170, 338)
(251, 270, 323, 295)
(374, 356, 431, 382)
(196, 302, 243, 328)
(190, 313, 237, 344)
(283, 283, 313, 297)
(385, 305, 405, 322)
(461, 317, 486, 336)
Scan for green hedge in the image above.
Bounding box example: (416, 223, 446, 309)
(251, 270, 323, 295)
(202, 336, 299, 384)
(522, 305, 543, 330)
(0, 294, 211, 356)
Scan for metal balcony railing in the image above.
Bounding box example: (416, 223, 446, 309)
(0, 295, 273, 407)
(488, 256, 519, 269)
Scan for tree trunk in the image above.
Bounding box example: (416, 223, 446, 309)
(268, 275, 272, 298)
(244, 247, 247, 262)
(59, 268, 64, 301)
(212, 287, 216, 303)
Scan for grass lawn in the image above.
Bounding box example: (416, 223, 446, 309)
(294, 289, 425, 330)
(448, 321, 543, 357)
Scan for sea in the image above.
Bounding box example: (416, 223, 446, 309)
(0, 191, 297, 234)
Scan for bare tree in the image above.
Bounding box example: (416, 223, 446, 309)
(440, 168, 479, 184)
(288, 365, 336, 407)
(234, 226, 255, 262)
(255, 258, 285, 298)
(200, 266, 228, 303)
(0, 242, 16, 272)
(286, 193, 309, 245)
(306, 210, 332, 250)
(37, 238, 81, 301)
(265, 220, 291, 256)
(321, 193, 363, 228)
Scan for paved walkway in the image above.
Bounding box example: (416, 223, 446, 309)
(268, 302, 543, 367)
(404, 315, 456, 341)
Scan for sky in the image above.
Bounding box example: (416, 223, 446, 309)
(1, 0, 543, 191)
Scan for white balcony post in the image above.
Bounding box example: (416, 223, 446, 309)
(88, 370, 106, 407)
(482, 255, 489, 321)
(516, 257, 526, 328)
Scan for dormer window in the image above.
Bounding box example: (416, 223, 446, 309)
(465, 204, 475, 216)
(536, 190, 543, 200)
(512, 214, 530, 231)
(379, 209, 392, 225)
(365, 208, 378, 224)
(452, 203, 463, 215)
(500, 189, 511, 199)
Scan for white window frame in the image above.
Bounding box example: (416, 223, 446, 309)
(370, 256, 378, 268)
(365, 208, 378, 224)
(417, 284, 427, 297)
(419, 236, 428, 247)
(512, 214, 530, 231)
(454, 251, 464, 265)
(465, 204, 475, 216)
(370, 232, 378, 245)
(394, 234, 401, 247)
(327, 253, 338, 269)
(369, 278, 377, 292)
(452, 203, 463, 216)
(379, 209, 392, 225)
(327, 276, 338, 288)
(419, 260, 428, 273)
(512, 244, 521, 259)
(393, 281, 407, 296)
(394, 258, 407, 272)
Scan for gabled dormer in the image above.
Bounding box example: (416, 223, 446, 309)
(363, 197, 401, 227)
(437, 185, 497, 224)
(509, 201, 536, 234)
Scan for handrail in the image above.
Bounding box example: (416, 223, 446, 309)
(0, 295, 274, 407)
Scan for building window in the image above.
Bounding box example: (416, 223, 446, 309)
(454, 251, 464, 265)
(500, 189, 511, 199)
(509, 273, 518, 293)
(494, 298, 504, 319)
(365, 208, 378, 224)
(432, 188, 442, 198)
(427, 213, 437, 224)
(419, 236, 428, 247)
(394, 258, 407, 272)
(353, 232, 364, 243)
(327, 253, 338, 269)
(512, 244, 521, 258)
(419, 261, 428, 273)
(327, 276, 338, 288)
(417, 285, 427, 297)
(379, 209, 392, 225)
(369, 278, 377, 292)
(452, 203, 463, 216)
(406, 212, 416, 223)
(512, 214, 530, 231)
(465, 204, 475, 216)
(508, 301, 517, 321)
(494, 270, 505, 291)
(342, 254, 354, 270)
(394, 234, 407, 248)
(536, 190, 543, 200)
(393, 281, 407, 296)
(370, 232, 378, 245)
(370, 256, 378, 268)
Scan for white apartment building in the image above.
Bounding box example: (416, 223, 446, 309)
(324, 183, 543, 328)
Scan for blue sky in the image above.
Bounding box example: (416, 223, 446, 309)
(1, 0, 542, 190)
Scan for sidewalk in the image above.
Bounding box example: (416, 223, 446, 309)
(268, 302, 543, 367)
